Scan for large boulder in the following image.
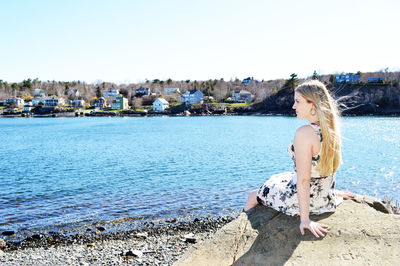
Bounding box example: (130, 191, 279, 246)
(175, 195, 400, 265)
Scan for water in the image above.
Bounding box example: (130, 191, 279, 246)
(0, 116, 399, 234)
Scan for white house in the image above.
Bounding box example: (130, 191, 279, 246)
(45, 97, 65, 107)
(71, 99, 86, 108)
(180, 90, 204, 105)
(103, 89, 120, 99)
(153, 98, 169, 111)
(165, 88, 180, 94)
(4, 98, 25, 108)
(32, 98, 46, 106)
(33, 89, 46, 97)
(232, 90, 252, 103)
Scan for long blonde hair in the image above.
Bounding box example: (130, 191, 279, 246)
(295, 80, 342, 176)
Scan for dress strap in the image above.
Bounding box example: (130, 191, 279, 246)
(309, 123, 323, 142)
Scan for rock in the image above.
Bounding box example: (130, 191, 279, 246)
(2, 231, 14, 236)
(0, 238, 6, 249)
(31, 234, 42, 240)
(175, 198, 400, 266)
(135, 232, 148, 239)
(362, 195, 391, 214)
(96, 226, 106, 231)
(184, 233, 197, 244)
(125, 250, 143, 257)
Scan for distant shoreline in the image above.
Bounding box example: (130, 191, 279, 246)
(1, 111, 400, 118)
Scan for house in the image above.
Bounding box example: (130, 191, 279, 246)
(165, 88, 180, 94)
(33, 89, 46, 97)
(242, 77, 259, 86)
(32, 98, 46, 106)
(335, 74, 360, 84)
(94, 97, 106, 109)
(367, 77, 384, 83)
(136, 87, 150, 96)
(45, 97, 65, 107)
(180, 90, 204, 105)
(232, 90, 252, 103)
(112, 96, 129, 110)
(103, 89, 120, 100)
(153, 98, 169, 111)
(4, 98, 25, 108)
(71, 99, 86, 108)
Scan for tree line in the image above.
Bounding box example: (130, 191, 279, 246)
(1, 69, 399, 107)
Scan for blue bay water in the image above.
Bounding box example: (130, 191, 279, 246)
(0, 116, 399, 233)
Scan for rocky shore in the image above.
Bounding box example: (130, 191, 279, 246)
(0, 215, 234, 265)
(176, 195, 400, 265)
(1, 195, 399, 265)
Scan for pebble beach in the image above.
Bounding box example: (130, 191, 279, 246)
(0, 216, 234, 265)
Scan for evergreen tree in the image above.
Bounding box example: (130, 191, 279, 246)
(285, 73, 298, 92)
(312, 70, 318, 80)
(96, 87, 102, 98)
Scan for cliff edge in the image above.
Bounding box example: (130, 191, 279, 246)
(175, 195, 400, 265)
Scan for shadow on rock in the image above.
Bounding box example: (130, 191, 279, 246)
(175, 196, 400, 266)
(234, 206, 333, 265)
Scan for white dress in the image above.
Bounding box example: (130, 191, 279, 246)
(256, 123, 338, 216)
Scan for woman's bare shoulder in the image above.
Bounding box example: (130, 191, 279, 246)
(295, 125, 316, 136)
(294, 125, 319, 143)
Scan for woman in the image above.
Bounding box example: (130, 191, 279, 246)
(243, 80, 354, 238)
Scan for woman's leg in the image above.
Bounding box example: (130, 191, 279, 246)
(244, 189, 259, 211)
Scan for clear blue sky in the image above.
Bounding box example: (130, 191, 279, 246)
(1, 0, 399, 84)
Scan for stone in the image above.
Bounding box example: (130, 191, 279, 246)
(184, 233, 197, 244)
(96, 226, 106, 231)
(31, 234, 42, 240)
(125, 250, 143, 257)
(175, 197, 400, 266)
(135, 232, 148, 239)
(362, 196, 391, 214)
(0, 238, 6, 249)
(2, 231, 14, 236)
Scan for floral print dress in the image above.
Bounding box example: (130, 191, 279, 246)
(256, 123, 337, 216)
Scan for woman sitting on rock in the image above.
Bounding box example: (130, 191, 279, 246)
(244, 80, 354, 238)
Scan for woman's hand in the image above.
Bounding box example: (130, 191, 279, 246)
(335, 190, 355, 200)
(300, 219, 328, 238)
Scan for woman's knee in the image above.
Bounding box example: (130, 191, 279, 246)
(248, 189, 258, 202)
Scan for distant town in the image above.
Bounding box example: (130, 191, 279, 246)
(1, 70, 399, 117)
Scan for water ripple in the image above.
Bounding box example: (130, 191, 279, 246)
(0, 116, 398, 233)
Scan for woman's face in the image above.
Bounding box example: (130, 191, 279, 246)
(292, 92, 314, 120)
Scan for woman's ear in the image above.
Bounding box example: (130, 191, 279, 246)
(311, 102, 316, 109)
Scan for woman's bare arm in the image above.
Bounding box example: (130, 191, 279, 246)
(294, 126, 329, 238)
